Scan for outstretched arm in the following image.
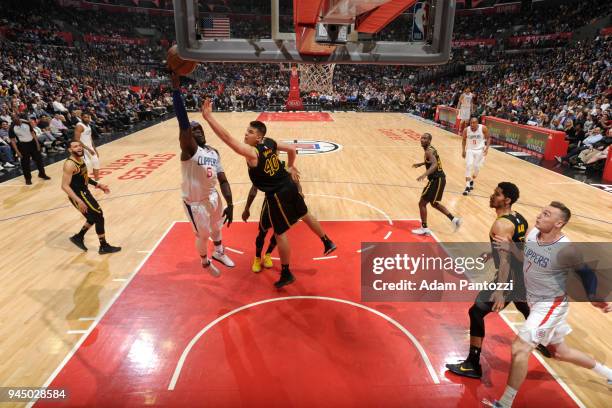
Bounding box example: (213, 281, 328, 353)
(171, 73, 197, 159)
(201, 99, 257, 161)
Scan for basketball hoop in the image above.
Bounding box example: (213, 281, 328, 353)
(298, 64, 336, 94)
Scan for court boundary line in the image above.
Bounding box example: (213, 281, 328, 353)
(26, 221, 178, 408)
(499, 312, 586, 408)
(167, 295, 440, 390)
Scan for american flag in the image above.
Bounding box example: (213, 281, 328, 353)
(202, 17, 230, 39)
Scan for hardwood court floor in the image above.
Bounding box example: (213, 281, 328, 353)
(0, 112, 610, 407)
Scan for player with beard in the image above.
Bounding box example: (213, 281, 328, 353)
(446, 182, 533, 379)
(61, 140, 121, 254)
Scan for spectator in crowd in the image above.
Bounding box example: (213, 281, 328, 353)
(9, 115, 50, 184)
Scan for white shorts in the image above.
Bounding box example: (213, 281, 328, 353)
(465, 149, 485, 176)
(458, 108, 471, 121)
(519, 297, 572, 346)
(183, 191, 223, 243)
(83, 149, 100, 171)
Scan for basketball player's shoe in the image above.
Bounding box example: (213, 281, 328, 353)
(213, 250, 235, 267)
(452, 217, 462, 231)
(252, 257, 262, 273)
(99, 243, 121, 254)
(411, 227, 432, 235)
(263, 253, 274, 268)
(446, 359, 482, 379)
(69, 235, 88, 251)
(463, 181, 474, 196)
(274, 270, 295, 289)
(323, 239, 337, 255)
(203, 259, 221, 277)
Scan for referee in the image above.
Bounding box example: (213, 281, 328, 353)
(9, 115, 50, 185)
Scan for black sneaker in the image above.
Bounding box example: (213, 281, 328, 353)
(99, 244, 122, 254)
(446, 359, 482, 379)
(69, 235, 88, 251)
(323, 240, 337, 256)
(462, 187, 470, 196)
(274, 271, 295, 289)
(26, 179, 32, 185)
(39, 175, 51, 180)
(536, 344, 551, 358)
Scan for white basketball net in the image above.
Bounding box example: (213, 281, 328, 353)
(298, 64, 336, 94)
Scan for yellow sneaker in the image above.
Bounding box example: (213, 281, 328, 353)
(252, 257, 262, 273)
(263, 253, 274, 268)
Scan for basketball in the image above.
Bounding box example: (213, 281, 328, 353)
(167, 45, 198, 75)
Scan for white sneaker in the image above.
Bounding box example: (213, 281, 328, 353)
(4, 162, 15, 168)
(452, 217, 462, 231)
(202, 259, 221, 277)
(411, 227, 432, 235)
(213, 251, 235, 267)
(0, 164, 4, 171)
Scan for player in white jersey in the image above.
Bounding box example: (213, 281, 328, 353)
(490, 202, 612, 408)
(461, 117, 490, 195)
(73, 113, 101, 180)
(457, 87, 474, 133)
(171, 73, 234, 277)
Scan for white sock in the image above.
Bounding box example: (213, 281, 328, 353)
(593, 362, 612, 380)
(499, 385, 518, 407)
(215, 244, 224, 254)
(466, 181, 471, 187)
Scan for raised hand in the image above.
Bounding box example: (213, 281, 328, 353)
(201, 98, 213, 118)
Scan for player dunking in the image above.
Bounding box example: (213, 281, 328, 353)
(62, 140, 121, 254)
(461, 117, 490, 195)
(200, 100, 336, 288)
(490, 202, 612, 407)
(171, 73, 234, 277)
(457, 87, 474, 134)
(446, 182, 533, 379)
(74, 113, 101, 180)
(412, 133, 461, 235)
(242, 184, 277, 273)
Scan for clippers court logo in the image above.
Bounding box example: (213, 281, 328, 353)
(281, 140, 342, 155)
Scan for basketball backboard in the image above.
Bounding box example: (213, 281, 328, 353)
(173, 0, 455, 65)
